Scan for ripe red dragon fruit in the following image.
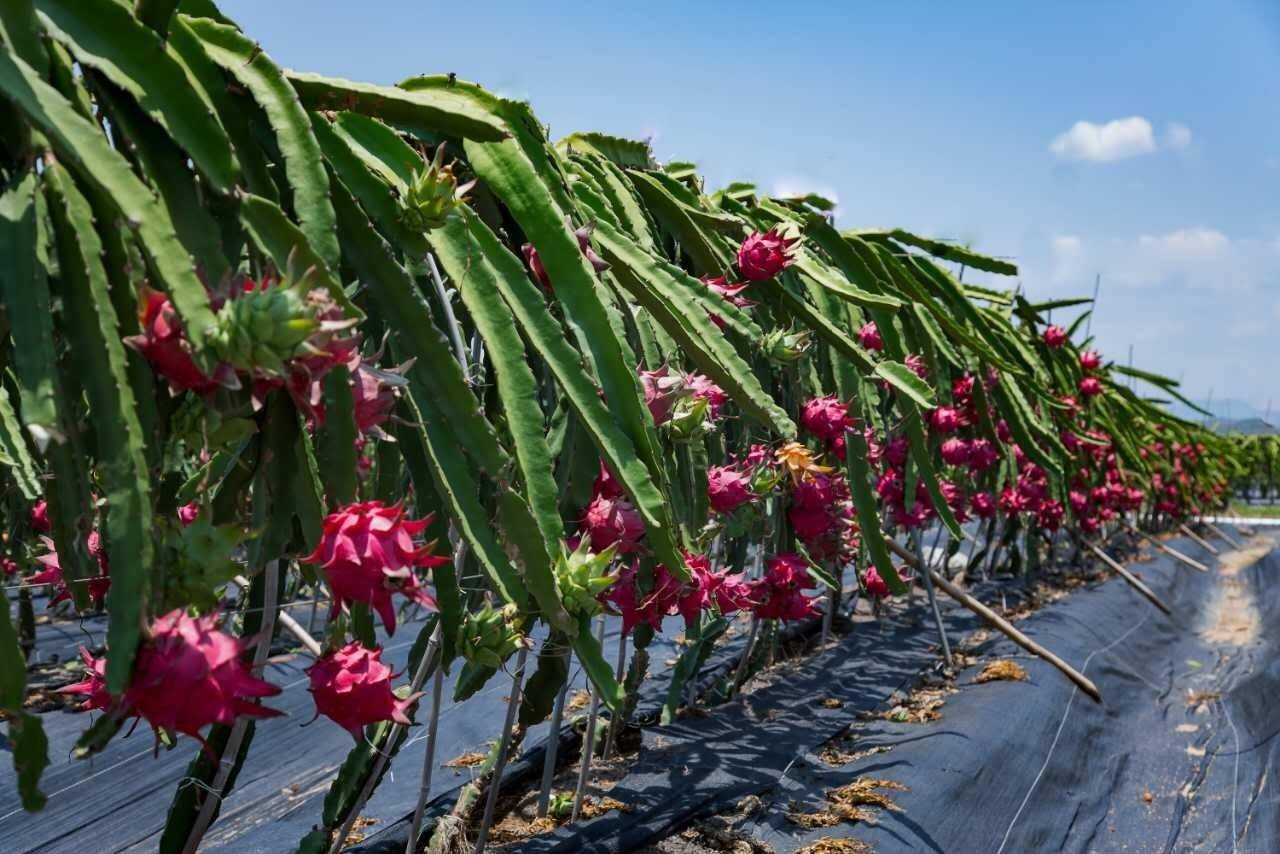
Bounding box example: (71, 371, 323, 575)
(592, 460, 624, 500)
(1042, 324, 1068, 348)
(582, 494, 646, 553)
(58, 647, 112, 712)
(64, 610, 283, 743)
(30, 499, 49, 533)
(929, 406, 965, 434)
(301, 501, 448, 635)
(862, 566, 891, 599)
(1079, 376, 1104, 397)
(700, 275, 754, 327)
(30, 533, 110, 609)
(707, 464, 755, 513)
(685, 373, 729, 419)
(677, 553, 756, 623)
(350, 360, 405, 439)
(904, 354, 929, 379)
(951, 373, 975, 400)
(750, 553, 819, 621)
(1079, 350, 1102, 372)
(939, 438, 971, 466)
(970, 492, 997, 518)
(801, 395, 854, 442)
(639, 366, 686, 425)
(125, 287, 237, 395)
(737, 227, 798, 281)
(1, 557, 17, 577)
(307, 642, 419, 739)
(521, 223, 610, 291)
(858, 321, 884, 351)
(177, 501, 201, 527)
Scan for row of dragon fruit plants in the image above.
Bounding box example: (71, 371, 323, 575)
(0, 1, 1237, 850)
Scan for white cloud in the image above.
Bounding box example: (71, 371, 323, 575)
(1047, 227, 1280, 291)
(1050, 117, 1157, 162)
(1164, 122, 1192, 151)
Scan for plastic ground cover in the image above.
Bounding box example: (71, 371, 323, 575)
(474, 525, 1278, 852)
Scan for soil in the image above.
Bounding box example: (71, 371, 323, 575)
(1199, 536, 1269, 645)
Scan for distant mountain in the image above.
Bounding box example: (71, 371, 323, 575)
(1211, 417, 1277, 436)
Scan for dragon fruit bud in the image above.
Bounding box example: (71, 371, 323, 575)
(399, 144, 475, 232)
(707, 464, 755, 513)
(665, 396, 712, 443)
(737, 227, 799, 281)
(761, 327, 812, 363)
(582, 494, 646, 553)
(1042, 324, 1068, 348)
(554, 537, 618, 618)
(58, 647, 112, 712)
(904, 354, 929, 379)
(457, 603, 528, 668)
(929, 406, 964, 434)
(30, 499, 49, 533)
(801, 395, 854, 442)
(639, 366, 686, 424)
(863, 566, 891, 599)
(30, 533, 110, 610)
(125, 287, 235, 395)
(685, 373, 729, 419)
(307, 642, 419, 739)
(1079, 376, 1104, 397)
(213, 275, 320, 376)
(301, 501, 448, 635)
(521, 223, 610, 291)
(1079, 350, 1102, 371)
(858, 321, 884, 351)
(940, 438, 971, 466)
(177, 501, 200, 527)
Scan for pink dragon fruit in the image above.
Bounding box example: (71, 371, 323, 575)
(521, 223, 610, 291)
(349, 361, 402, 439)
(929, 406, 965, 434)
(750, 553, 819, 620)
(58, 647, 113, 712)
(707, 464, 755, 513)
(1, 557, 17, 577)
(582, 494, 646, 553)
(30, 499, 49, 533)
(301, 501, 448, 635)
(951, 373, 975, 400)
(904, 354, 929, 379)
(30, 533, 110, 609)
(939, 438, 971, 466)
(801, 395, 854, 442)
(1079, 350, 1102, 372)
(858, 321, 884, 351)
(737, 228, 798, 281)
(863, 566, 891, 599)
(967, 438, 1000, 471)
(1042, 324, 1068, 348)
(64, 610, 283, 744)
(639, 366, 685, 425)
(970, 492, 997, 518)
(307, 642, 419, 739)
(686, 373, 729, 419)
(1079, 376, 1104, 397)
(177, 501, 201, 527)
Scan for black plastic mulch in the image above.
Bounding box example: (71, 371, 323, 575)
(499, 526, 1278, 853)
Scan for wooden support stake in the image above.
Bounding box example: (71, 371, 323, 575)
(1205, 521, 1244, 550)
(1178, 524, 1219, 556)
(885, 538, 1102, 703)
(1123, 523, 1208, 572)
(1083, 542, 1172, 616)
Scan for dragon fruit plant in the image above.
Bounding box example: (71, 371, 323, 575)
(0, 6, 1238, 853)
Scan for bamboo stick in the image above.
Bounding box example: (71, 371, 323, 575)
(1178, 523, 1219, 556)
(884, 538, 1102, 703)
(1205, 521, 1244, 549)
(1082, 542, 1172, 616)
(1122, 522, 1208, 572)
(474, 645, 530, 854)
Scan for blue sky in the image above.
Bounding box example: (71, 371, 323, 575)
(220, 1, 1280, 416)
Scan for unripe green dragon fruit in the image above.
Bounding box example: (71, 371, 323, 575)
(761, 326, 812, 364)
(211, 257, 356, 378)
(554, 537, 617, 619)
(456, 602, 528, 668)
(399, 144, 475, 232)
